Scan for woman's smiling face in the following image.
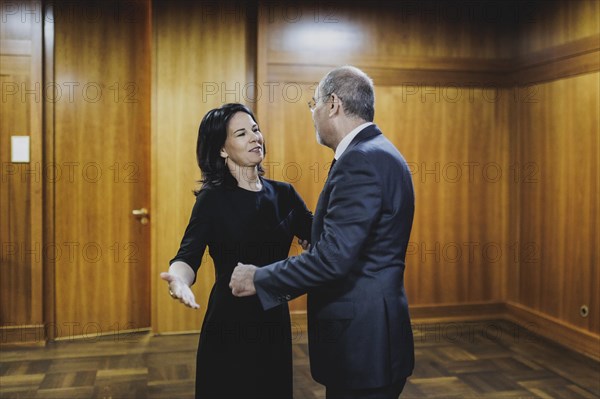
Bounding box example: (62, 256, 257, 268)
(221, 111, 264, 167)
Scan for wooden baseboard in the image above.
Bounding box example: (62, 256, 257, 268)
(409, 301, 506, 323)
(4, 304, 598, 361)
(292, 301, 600, 361)
(155, 329, 201, 336)
(504, 302, 600, 362)
(0, 325, 46, 347)
(52, 327, 152, 342)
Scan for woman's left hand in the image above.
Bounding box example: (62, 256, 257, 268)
(298, 239, 310, 251)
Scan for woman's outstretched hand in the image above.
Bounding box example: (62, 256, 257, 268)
(160, 272, 200, 309)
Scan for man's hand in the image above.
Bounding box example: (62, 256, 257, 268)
(229, 263, 258, 297)
(298, 238, 310, 250)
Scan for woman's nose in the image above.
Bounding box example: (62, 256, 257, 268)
(251, 131, 262, 143)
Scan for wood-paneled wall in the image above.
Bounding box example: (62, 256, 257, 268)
(513, 72, 599, 342)
(378, 86, 511, 305)
(516, 0, 599, 56)
(0, 0, 44, 343)
(506, 0, 599, 356)
(254, 0, 599, 358)
(255, 1, 519, 313)
(258, 0, 521, 91)
(152, 0, 255, 333)
(1, 0, 597, 358)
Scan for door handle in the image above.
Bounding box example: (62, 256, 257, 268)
(132, 207, 149, 225)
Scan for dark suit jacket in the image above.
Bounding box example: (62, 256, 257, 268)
(254, 124, 415, 389)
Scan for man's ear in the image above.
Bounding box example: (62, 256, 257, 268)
(329, 93, 341, 117)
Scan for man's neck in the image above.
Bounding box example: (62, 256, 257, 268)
(330, 118, 367, 151)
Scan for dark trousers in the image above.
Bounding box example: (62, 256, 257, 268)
(326, 379, 407, 399)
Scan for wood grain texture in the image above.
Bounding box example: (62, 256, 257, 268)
(254, 0, 600, 359)
(52, 0, 152, 337)
(42, 0, 56, 341)
(264, 0, 517, 61)
(255, 82, 333, 313)
(260, 0, 517, 87)
(0, 0, 44, 335)
(514, 47, 600, 85)
(0, 0, 596, 358)
(152, 0, 253, 333)
(0, 64, 34, 327)
(506, 301, 600, 362)
(260, 84, 514, 307)
(377, 85, 511, 305)
(516, 72, 599, 334)
(516, 0, 600, 56)
(508, 0, 600, 350)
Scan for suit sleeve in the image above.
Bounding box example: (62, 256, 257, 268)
(254, 151, 382, 310)
(289, 184, 313, 243)
(169, 189, 212, 283)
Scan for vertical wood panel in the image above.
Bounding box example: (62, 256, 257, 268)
(0, 66, 34, 327)
(511, 0, 600, 340)
(28, 0, 43, 331)
(376, 86, 510, 305)
(518, 72, 599, 332)
(256, 83, 330, 313)
(0, 0, 44, 340)
(152, 0, 253, 333)
(506, 92, 521, 304)
(42, 0, 56, 340)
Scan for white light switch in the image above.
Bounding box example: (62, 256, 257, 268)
(11, 136, 30, 163)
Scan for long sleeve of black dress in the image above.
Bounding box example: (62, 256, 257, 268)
(169, 188, 213, 281)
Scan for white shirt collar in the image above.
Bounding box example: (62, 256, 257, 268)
(334, 122, 374, 160)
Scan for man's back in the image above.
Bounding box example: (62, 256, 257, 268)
(307, 125, 415, 389)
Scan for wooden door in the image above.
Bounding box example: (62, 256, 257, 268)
(52, 0, 151, 339)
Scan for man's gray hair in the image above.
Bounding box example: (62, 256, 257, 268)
(319, 66, 375, 122)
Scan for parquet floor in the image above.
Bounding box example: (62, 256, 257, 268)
(1, 320, 598, 398)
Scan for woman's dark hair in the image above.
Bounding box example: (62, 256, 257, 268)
(194, 103, 265, 194)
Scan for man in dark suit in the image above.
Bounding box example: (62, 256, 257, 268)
(230, 65, 415, 399)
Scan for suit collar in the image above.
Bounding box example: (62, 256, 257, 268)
(334, 122, 373, 160)
(344, 123, 382, 153)
(327, 124, 382, 179)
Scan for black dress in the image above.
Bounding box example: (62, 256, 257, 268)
(170, 178, 312, 399)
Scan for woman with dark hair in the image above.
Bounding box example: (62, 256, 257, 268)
(160, 103, 312, 399)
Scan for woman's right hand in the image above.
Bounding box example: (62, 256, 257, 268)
(298, 239, 310, 251)
(160, 272, 200, 309)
